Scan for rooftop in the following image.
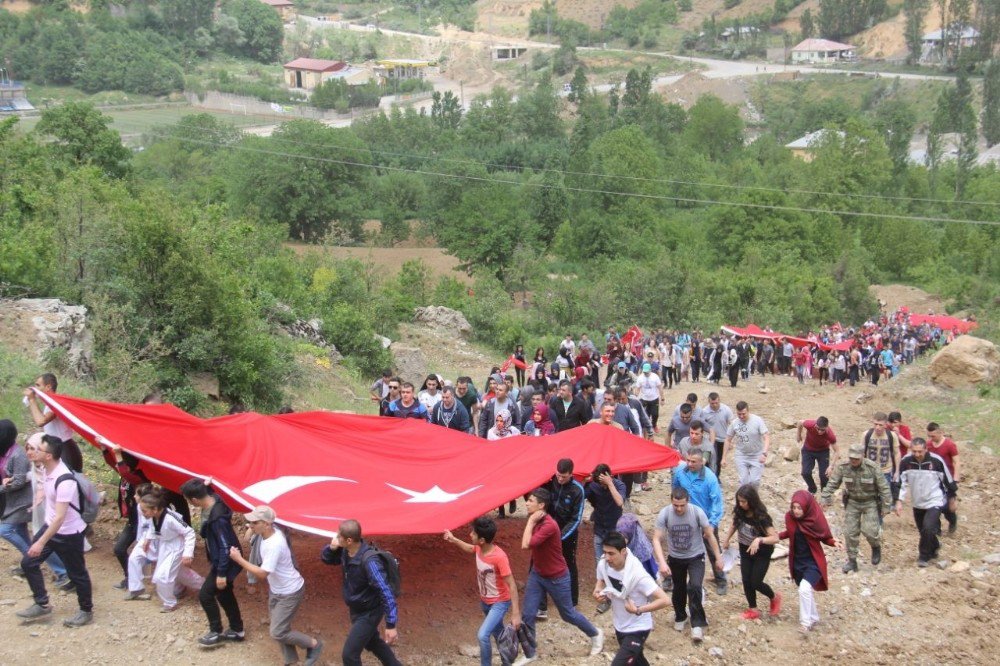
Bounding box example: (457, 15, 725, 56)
(792, 38, 855, 52)
(785, 129, 846, 149)
(283, 58, 346, 73)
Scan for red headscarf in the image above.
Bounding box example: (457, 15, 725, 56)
(531, 404, 555, 436)
(784, 490, 832, 541)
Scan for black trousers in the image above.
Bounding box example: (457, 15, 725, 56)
(801, 448, 831, 494)
(728, 365, 740, 388)
(662, 367, 674, 389)
(612, 630, 650, 666)
(913, 507, 942, 561)
(739, 543, 775, 609)
(344, 607, 401, 666)
(641, 399, 659, 429)
(669, 555, 706, 628)
(712, 440, 725, 478)
(113, 520, 138, 576)
(691, 360, 701, 381)
(199, 567, 243, 633)
(703, 527, 725, 582)
(515, 367, 525, 387)
(22, 527, 92, 612)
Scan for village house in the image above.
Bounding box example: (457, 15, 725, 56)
(921, 24, 979, 62)
(785, 129, 845, 162)
(284, 58, 349, 90)
(790, 38, 856, 64)
(260, 0, 296, 21)
(373, 59, 432, 84)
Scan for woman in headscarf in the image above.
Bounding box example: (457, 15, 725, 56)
(522, 403, 555, 437)
(489, 409, 521, 517)
(778, 490, 843, 634)
(615, 512, 657, 578)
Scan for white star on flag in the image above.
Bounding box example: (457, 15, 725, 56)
(386, 483, 483, 503)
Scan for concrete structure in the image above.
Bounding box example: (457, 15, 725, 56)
(492, 46, 528, 60)
(374, 59, 432, 82)
(324, 65, 372, 86)
(261, 0, 296, 21)
(921, 24, 979, 62)
(720, 26, 759, 43)
(283, 58, 348, 90)
(791, 38, 856, 64)
(785, 129, 845, 162)
(0, 69, 33, 112)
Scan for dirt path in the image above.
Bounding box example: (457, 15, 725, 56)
(2, 333, 999, 664)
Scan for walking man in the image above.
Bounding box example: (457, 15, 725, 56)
(819, 445, 892, 572)
(652, 487, 724, 643)
(15, 438, 93, 627)
(321, 519, 402, 666)
(701, 393, 733, 477)
(672, 450, 727, 595)
(542, 459, 586, 609)
(894, 438, 956, 567)
(722, 401, 770, 487)
(797, 416, 838, 493)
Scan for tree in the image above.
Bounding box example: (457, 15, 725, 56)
(875, 99, 916, 180)
(683, 94, 744, 161)
(800, 8, 815, 39)
(903, 0, 928, 65)
(568, 65, 589, 104)
(33, 102, 131, 179)
(430, 91, 462, 129)
(984, 59, 1000, 147)
(159, 0, 214, 40)
(222, 0, 284, 63)
(952, 69, 978, 197)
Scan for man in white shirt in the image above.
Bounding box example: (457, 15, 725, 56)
(229, 506, 324, 666)
(16, 437, 93, 627)
(635, 363, 664, 432)
(593, 531, 670, 665)
(23, 374, 83, 473)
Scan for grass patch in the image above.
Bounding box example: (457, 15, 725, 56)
(896, 383, 1000, 455)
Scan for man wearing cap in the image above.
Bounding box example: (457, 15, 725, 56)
(229, 507, 324, 665)
(635, 363, 664, 432)
(819, 444, 892, 573)
(604, 361, 636, 392)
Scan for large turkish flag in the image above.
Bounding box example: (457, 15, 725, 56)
(36, 392, 680, 536)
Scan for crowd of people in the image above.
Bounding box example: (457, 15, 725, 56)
(0, 303, 967, 666)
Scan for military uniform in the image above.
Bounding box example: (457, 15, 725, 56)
(820, 444, 892, 570)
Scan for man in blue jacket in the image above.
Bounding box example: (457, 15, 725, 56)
(672, 450, 727, 595)
(180, 479, 245, 647)
(322, 519, 401, 666)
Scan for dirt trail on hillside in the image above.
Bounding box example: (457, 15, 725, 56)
(2, 305, 998, 664)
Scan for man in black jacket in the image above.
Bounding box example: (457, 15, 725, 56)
(548, 380, 592, 432)
(322, 519, 401, 666)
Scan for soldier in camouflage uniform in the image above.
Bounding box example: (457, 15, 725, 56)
(819, 444, 892, 573)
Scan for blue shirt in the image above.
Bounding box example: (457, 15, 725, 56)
(672, 465, 724, 528)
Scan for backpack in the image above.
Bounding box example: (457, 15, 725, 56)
(362, 543, 402, 597)
(54, 471, 101, 524)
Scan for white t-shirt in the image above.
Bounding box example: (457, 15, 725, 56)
(635, 373, 662, 401)
(260, 529, 304, 595)
(597, 558, 660, 633)
(42, 406, 75, 441)
(727, 414, 769, 457)
(418, 390, 442, 412)
(44, 461, 87, 535)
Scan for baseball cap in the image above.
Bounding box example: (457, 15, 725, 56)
(642, 363, 651, 372)
(244, 506, 276, 523)
(848, 444, 865, 459)
(617, 361, 626, 369)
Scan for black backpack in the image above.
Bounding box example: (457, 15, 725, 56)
(362, 543, 402, 597)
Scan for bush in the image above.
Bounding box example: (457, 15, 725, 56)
(320, 303, 393, 375)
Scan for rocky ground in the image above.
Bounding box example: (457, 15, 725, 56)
(2, 327, 999, 665)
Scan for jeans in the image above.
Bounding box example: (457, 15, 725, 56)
(21, 526, 92, 611)
(343, 607, 402, 666)
(913, 507, 942, 562)
(113, 521, 137, 577)
(738, 543, 775, 609)
(478, 599, 511, 666)
(735, 455, 764, 487)
(612, 630, 650, 666)
(703, 527, 725, 583)
(801, 448, 831, 494)
(593, 532, 607, 565)
(269, 587, 315, 665)
(199, 567, 243, 633)
(521, 570, 597, 637)
(2, 522, 67, 577)
(562, 531, 580, 606)
(669, 555, 706, 628)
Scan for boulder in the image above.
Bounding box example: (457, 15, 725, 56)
(779, 416, 797, 429)
(413, 306, 471, 338)
(0, 298, 93, 377)
(929, 336, 1000, 388)
(783, 443, 801, 462)
(392, 344, 428, 385)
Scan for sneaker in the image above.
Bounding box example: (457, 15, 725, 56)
(63, 610, 93, 628)
(535, 609, 548, 621)
(159, 604, 178, 613)
(917, 559, 929, 568)
(16, 603, 52, 621)
(112, 578, 128, 590)
(641, 482, 653, 492)
(124, 590, 151, 601)
(691, 626, 704, 642)
(222, 629, 245, 642)
(10, 565, 26, 579)
(55, 576, 76, 592)
(596, 600, 611, 614)
(588, 628, 604, 656)
(304, 638, 324, 666)
(674, 618, 688, 632)
(741, 609, 761, 620)
(198, 632, 225, 648)
(715, 578, 728, 596)
(512, 657, 538, 666)
(769, 592, 782, 617)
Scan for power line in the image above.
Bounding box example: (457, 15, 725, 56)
(126, 126, 1000, 227)
(115, 112, 1000, 209)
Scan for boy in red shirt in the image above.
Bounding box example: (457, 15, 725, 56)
(926, 422, 961, 534)
(887, 411, 912, 458)
(516, 488, 602, 663)
(444, 517, 520, 666)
